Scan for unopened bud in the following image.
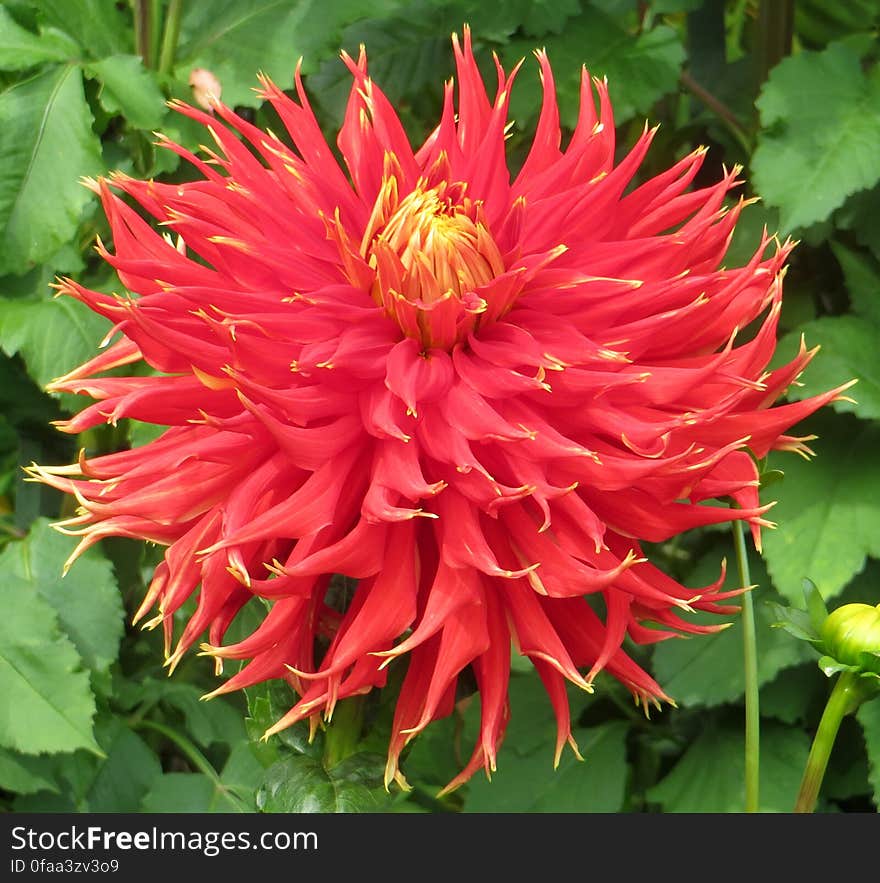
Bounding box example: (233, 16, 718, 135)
(189, 68, 221, 110)
(820, 603, 880, 675)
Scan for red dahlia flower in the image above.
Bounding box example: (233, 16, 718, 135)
(32, 28, 849, 791)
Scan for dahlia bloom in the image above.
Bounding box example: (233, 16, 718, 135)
(32, 29, 848, 791)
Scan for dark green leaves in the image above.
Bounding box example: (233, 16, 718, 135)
(505, 7, 684, 129)
(646, 723, 810, 812)
(463, 722, 629, 812)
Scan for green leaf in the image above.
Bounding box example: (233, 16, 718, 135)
(160, 682, 247, 748)
(86, 718, 162, 812)
(141, 773, 244, 813)
(752, 41, 880, 231)
(760, 663, 826, 726)
(646, 722, 810, 812)
(505, 11, 685, 129)
(34, 0, 129, 59)
(820, 716, 872, 802)
(0, 573, 98, 755)
(794, 0, 880, 46)
(0, 747, 59, 794)
(651, 548, 813, 707)
(836, 187, 880, 260)
(140, 740, 263, 812)
(0, 6, 79, 69)
(220, 742, 265, 806)
(0, 518, 123, 672)
(762, 413, 880, 604)
(85, 55, 166, 130)
(141, 773, 217, 813)
(519, 0, 582, 35)
(776, 316, 878, 420)
(857, 696, 880, 808)
(0, 64, 102, 274)
(176, 0, 384, 109)
(0, 294, 110, 397)
(257, 752, 389, 813)
(831, 240, 880, 327)
(463, 721, 628, 812)
(246, 678, 322, 761)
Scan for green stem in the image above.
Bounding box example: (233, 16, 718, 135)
(158, 0, 184, 77)
(794, 672, 867, 813)
(132, 0, 153, 68)
(134, 718, 248, 811)
(134, 719, 219, 782)
(323, 696, 365, 769)
(732, 516, 760, 812)
(679, 70, 752, 154)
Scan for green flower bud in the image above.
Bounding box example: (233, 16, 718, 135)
(819, 603, 880, 675)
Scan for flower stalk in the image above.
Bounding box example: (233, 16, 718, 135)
(794, 671, 870, 813)
(732, 515, 760, 812)
(158, 0, 184, 77)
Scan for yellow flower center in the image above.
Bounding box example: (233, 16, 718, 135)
(359, 176, 506, 347)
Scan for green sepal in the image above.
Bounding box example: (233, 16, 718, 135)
(768, 602, 820, 644)
(803, 578, 830, 634)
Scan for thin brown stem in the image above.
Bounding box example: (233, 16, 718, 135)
(680, 70, 751, 150)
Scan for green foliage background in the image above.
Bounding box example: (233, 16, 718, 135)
(0, 0, 878, 814)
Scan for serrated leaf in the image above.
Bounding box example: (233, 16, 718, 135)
(762, 414, 880, 604)
(0, 574, 98, 755)
(831, 240, 880, 327)
(176, 0, 386, 109)
(0, 518, 123, 672)
(857, 697, 880, 808)
(646, 722, 810, 812)
(0, 294, 110, 400)
(0, 6, 79, 69)
(0, 747, 59, 795)
(752, 41, 880, 231)
(651, 548, 813, 707)
(776, 316, 878, 420)
(257, 752, 389, 813)
(0, 64, 102, 273)
(85, 55, 166, 130)
(463, 722, 628, 813)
